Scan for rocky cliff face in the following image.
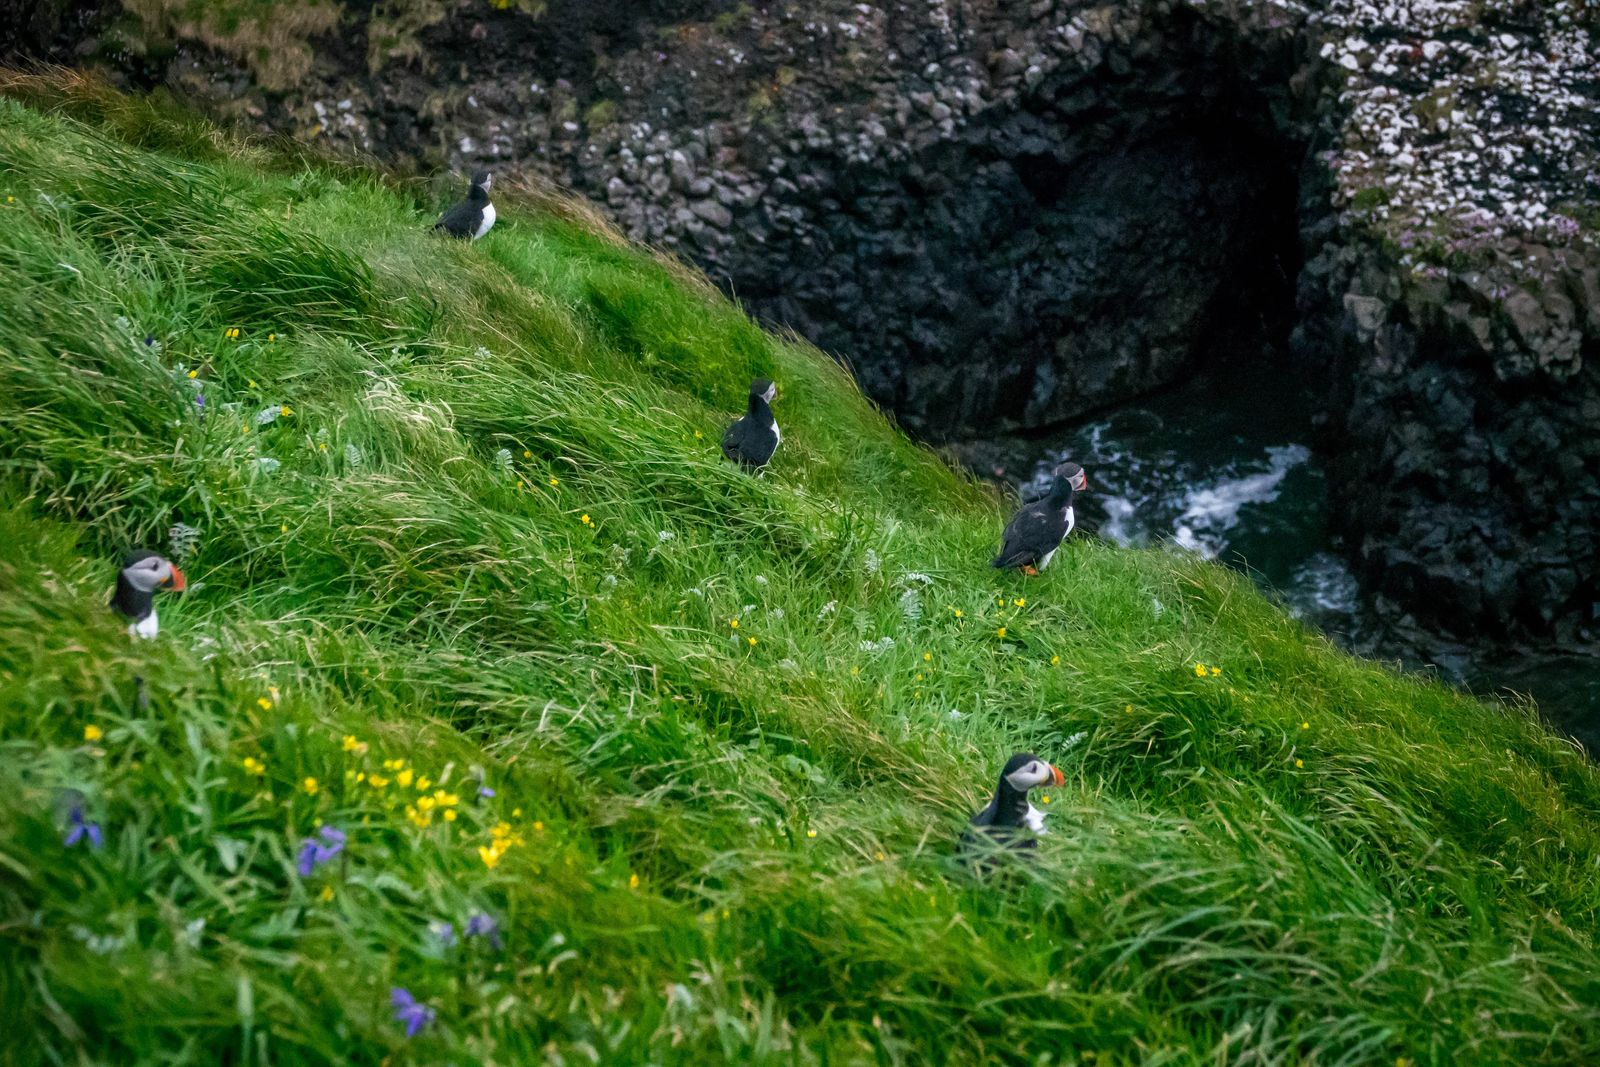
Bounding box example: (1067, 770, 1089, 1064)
(15, 0, 1600, 647)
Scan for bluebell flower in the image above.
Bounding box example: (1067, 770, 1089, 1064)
(63, 803, 103, 850)
(477, 786, 495, 799)
(296, 825, 346, 877)
(390, 987, 435, 1037)
(429, 921, 455, 947)
(464, 911, 502, 950)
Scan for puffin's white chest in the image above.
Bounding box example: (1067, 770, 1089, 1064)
(1024, 803, 1048, 835)
(771, 420, 780, 445)
(474, 202, 496, 239)
(1063, 505, 1075, 536)
(130, 610, 159, 640)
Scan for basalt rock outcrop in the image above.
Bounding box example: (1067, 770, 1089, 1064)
(14, 0, 1600, 646)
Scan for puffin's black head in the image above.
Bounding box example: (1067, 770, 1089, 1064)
(749, 378, 776, 404)
(470, 170, 493, 192)
(998, 752, 1064, 792)
(1052, 462, 1088, 493)
(119, 550, 186, 594)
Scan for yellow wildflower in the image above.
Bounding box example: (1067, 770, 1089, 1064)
(302, 777, 319, 795)
(806, 829, 817, 838)
(747, 636, 758, 647)
(1050, 655, 1061, 666)
(341, 735, 364, 753)
(996, 627, 1007, 638)
(417, 796, 436, 812)
(396, 768, 414, 788)
(729, 618, 740, 629)
(629, 873, 640, 889)
(915, 673, 924, 682)
(923, 652, 932, 662)
(1040, 795, 1051, 805)
(1013, 598, 1025, 607)
(318, 884, 334, 902)
(1124, 704, 1133, 714)
(874, 851, 886, 862)
(580, 514, 592, 526)
(1194, 663, 1208, 678)
(407, 805, 432, 828)
(83, 724, 103, 742)
(443, 809, 457, 822)
(951, 607, 963, 618)
(532, 820, 544, 832)
(415, 777, 431, 791)
(693, 430, 703, 439)
(367, 774, 390, 788)
(1210, 666, 1221, 677)
(242, 756, 266, 775)
(186, 369, 199, 379)
(548, 476, 559, 486)
(1301, 721, 1310, 730)
(1295, 759, 1304, 769)
(268, 333, 276, 342)
(279, 404, 293, 417)
(433, 790, 459, 807)
(479, 845, 503, 869)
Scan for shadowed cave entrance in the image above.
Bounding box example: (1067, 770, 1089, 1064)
(729, 26, 1310, 442)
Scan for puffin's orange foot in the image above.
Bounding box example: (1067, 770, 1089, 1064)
(1022, 565, 1039, 576)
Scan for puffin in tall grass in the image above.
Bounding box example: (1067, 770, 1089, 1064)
(961, 752, 1065, 857)
(721, 377, 780, 471)
(992, 461, 1088, 575)
(110, 551, 185, 639)
(434, 170, 496, 240)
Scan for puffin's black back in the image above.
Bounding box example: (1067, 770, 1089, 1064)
(109, 549, 162, 620)
(960, 752, 1045, 859)
(721, 379, 778, 469)
(434, 174, 490, 238)
(992, 477, 1076, 568)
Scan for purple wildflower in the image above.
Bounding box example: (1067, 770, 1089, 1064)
(464, 911, 502, 950)
(429, 921, 455, 947)
(390, 987, 435, 1037)
(63, 803, 103, 849)
(195, 394, 205, 410)
(296, 825, 346, 877)
(477, 785, 495, 799)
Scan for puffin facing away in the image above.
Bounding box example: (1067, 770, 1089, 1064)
(434, 171, 496, 240)
(110, 551, 185, 639)
(961, 752, 1065, 857)
(721, 378, 779, 471)
(992, 461, 1088, 575)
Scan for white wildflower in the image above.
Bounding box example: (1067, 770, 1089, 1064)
(657, 530, 675, 542)
(255, 457, 281, 473)
(816, 600, 837, 620)
(863, 548, 880, 574)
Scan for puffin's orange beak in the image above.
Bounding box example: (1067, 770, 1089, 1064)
(1050, 764, 1064, 787)
(164, 565, 186, 592)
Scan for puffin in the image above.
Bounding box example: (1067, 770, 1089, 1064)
(991, 461, 1088, 575)
(433, 170, 496, 240)
(961, 751, 1065, 857)
(721, 377, 780, 471)
(110, 550, 186, 639)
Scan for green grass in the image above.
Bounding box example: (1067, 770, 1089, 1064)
(2, 72, 1599, 1066)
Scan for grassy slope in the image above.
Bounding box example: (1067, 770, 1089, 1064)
(1, 75, 1598, 1066)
